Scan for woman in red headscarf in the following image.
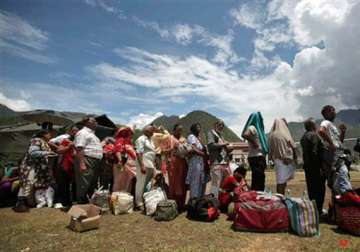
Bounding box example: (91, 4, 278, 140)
(112, 127, 137, 193)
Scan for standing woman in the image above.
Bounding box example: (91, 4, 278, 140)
(268, 118, 297, 195)
(13, 130, 56, 212)
(112, 127, 137, 193)
(167, 124, 189, 210)
(186, 123, 209, 199)
(242, 112, 268, 191)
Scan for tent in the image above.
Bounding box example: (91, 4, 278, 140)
(0, 111, 117, 163)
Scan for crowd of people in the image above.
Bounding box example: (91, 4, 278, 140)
(1, 105, 359, 220)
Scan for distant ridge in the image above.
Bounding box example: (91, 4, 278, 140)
(151, 110, 241, 142)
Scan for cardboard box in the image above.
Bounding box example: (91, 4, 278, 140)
(68, 204, 101, 232)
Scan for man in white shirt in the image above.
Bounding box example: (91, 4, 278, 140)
(135, 125, 156, 210)
(319, 105, 347, 188)
(74, 117, 103, 203)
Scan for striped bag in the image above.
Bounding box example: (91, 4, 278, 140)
(285, 196, 320, 237)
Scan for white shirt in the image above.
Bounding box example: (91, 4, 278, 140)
(320, 120, 341, 148)
(74, 127, 103, 160)
(49, 134, 70, 145)
(247, 125, 263, 157)
(136, 135, 156, 169)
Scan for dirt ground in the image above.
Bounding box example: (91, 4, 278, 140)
(1, 171, 360, 252)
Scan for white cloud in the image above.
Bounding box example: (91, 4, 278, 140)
(127, 112, 164, 129)
(87, 46, 302, 132)
(0, 92, 31, 111)
(0, 10, 55, 64)
(230, 0, 266, 29)
(83, 0, 126, 19)
(132, 17, 240, 66)
(229, 0, 360, 119)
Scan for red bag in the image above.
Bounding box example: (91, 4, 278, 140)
(335, 201, 360, 236)
(233, 198, 289, 233)
(233, 190, 257, 203)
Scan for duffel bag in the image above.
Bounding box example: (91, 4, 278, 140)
(233, 195, 289, 232)
(154, 199, 178, 221)
(110, 192, 134, 215)
(187, 194, 220, 222)
(285, 196, 319, 237)
(143, 188, 167, 216)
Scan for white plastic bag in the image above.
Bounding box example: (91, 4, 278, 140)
(45, 186, 54, 207)
(143, 188, 166, 216)
(111, 192, 134, 215)
(91, 188, 110, 212)
(35, 189, 46, 208)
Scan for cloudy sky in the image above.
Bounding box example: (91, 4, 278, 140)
(1, 0, 359, 134)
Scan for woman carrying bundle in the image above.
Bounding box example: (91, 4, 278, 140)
(242, 112, 268, 191)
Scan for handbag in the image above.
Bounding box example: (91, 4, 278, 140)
(285, 192, 320, 237)
(154, 200, 178, 221)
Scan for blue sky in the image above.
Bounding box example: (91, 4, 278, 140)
(1, 0, 359, 134)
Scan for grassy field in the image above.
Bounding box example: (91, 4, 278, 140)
(1, 171, 360, 252)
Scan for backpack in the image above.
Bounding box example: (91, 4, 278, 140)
(186, 194, 220, 222)
(232, 191, 289, 233)
(285, 195, 319, 237)
(154, 200, 178, 221)
(110, 192, 134, 215)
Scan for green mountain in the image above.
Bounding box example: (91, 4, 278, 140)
(0, 104, 27, 127)
(0, 104, 17, 117)
(151, 110, 241, 142)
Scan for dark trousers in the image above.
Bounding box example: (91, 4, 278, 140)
(248, 155, 267, 191)
(56, 167, 75, 206)
(99, 159, 113, 191)
(75, 157, 101, 204)
(304, 164, 326, 214)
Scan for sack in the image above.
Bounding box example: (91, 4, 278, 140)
(285, 197, 319, 237)
(187, 194, 220, 222)
(110, 192, 134, 215)
(143, 188, 167, 216)
(176, 143, 193, 158)
(233, 192, 289, 232)
(91, 188, 110, 213)
(335, 196, 360, 236)
(154, 200, 178, 221)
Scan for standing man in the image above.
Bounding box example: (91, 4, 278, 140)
(207, 120, 232, 198)
(74, 117, 103, 204)
(135, 125, 156, 210)
(318, 105, 347, 189)
(300, 118, 326, 214)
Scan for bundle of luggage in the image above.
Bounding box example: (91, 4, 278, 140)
(230, 189, 319, 237)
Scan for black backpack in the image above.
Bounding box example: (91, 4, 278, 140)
(186, 194, 220, 222)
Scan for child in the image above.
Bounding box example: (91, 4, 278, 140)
(218, 165, 249, 212)
(333, 151, 360, 206)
